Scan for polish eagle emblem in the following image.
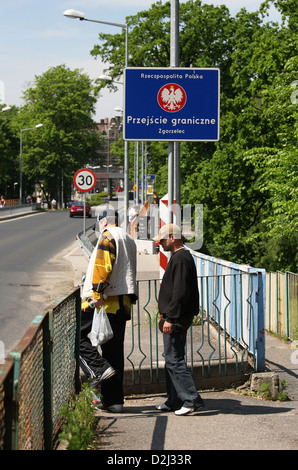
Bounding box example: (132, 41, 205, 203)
(157, 84, 187, 112)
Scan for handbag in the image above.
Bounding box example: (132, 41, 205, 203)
(88, 306, 114, 347)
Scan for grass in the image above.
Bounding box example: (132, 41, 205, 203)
(58, 382, 100, 450)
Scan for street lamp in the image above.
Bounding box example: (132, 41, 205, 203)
(63, 10, 128, 63)
(1, 106, 11, 112)
(98, 74, 123, 85)
(63, 8, 130, 230)
(20, 124, 43, 204)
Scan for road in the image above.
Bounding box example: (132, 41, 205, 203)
(0, 210, 95, 352)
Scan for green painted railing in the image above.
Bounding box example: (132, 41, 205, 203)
(124, 272, 261, 394)
(0, 287, 81, 450)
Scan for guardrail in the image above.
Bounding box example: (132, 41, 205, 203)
(75, 223, 97, 260)
(0, 203, 38, 218)
(0, 287, 81, 450)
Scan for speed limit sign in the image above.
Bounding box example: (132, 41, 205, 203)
(73, 168, 96, 192)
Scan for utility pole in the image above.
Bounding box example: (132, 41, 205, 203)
(168, 0, 180, 223)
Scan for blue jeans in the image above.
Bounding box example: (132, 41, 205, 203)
(163, 321, 202, 409)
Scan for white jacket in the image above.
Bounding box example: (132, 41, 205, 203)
(82, 226, 137, 299)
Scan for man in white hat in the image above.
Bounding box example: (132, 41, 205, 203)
(153, 223, 205, 415)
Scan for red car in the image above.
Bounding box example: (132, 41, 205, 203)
(114, 186, 124, 192)
(69, 201, 91, 218)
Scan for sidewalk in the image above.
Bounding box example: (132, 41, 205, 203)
(66, 245, 298, 451)
(92, 333, 298, 451)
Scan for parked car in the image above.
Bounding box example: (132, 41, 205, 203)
(69, 201, 91, 218)
(114, 186, 124, 192)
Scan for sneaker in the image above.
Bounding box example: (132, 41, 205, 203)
(174, 406, 194, 416)
(94, 403, 124, 413)
(91, 366, 115, 387)
(100, 366, 116, 382)
(195, 400, 205, 411)
(155, 403, 172, 412)
(105, 404, 124, 413)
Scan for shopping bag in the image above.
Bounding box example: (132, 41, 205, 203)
(88, 306, 114, 347)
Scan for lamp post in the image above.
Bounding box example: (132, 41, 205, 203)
(63, 8, 130, 229)
(19, 124, 43, 204)
(98, 74, 123, 85)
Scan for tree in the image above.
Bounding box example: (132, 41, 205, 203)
(243, 55, 298, 271)
(14, 65, 102, 204)
(0, 105, 19, 199)
(89, 0, 298, 271)
(91, 0, 237, 98)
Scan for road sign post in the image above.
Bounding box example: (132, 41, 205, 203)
(73, 168, 96, 234)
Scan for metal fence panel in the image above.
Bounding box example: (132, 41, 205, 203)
(123, 270, 262, 394)
(288, 272, 298, 340)
(51, 290, 81, 437)
(191, 251, 265, 370)
(0, 358, 14, 450)
(9, 315, 46, 450)
(266, 271, 298, 341)
(0, 287, 81, 450)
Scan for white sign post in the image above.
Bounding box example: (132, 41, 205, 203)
(73, 168, 96, 234)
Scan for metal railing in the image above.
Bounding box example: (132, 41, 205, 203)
(124, 269, 264, 394)
(0, 270, 264, 449)
(266, 271, 298, 340)
(76, 224, 266, 380)
(0, 287, 81, 450)
(192, 251, 266, 372)
(0, 203, 38, 218)
(0, 222, 267, 449)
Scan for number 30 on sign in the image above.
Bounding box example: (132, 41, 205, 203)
(73, 169, 97, 192)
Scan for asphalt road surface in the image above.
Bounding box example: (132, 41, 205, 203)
(0, 210, 95, 353)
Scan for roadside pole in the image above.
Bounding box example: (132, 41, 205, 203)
(168, 0, 180, 223)
(73, 168, 96, 236)
(83, 193, 86, 235)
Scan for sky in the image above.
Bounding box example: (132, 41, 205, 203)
(0, 0, 281, 121)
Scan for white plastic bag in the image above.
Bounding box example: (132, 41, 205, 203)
(88, 306, 114, 347)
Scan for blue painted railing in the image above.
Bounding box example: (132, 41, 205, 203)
(190, 250, 266, 372)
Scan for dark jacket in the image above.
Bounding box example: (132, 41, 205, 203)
(158, 248, 199, 329)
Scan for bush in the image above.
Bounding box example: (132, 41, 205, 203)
(87, 192, 109, 206)
(58, 383, 99, 450)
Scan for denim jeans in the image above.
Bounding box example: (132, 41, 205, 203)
(163, 322, 201, 409)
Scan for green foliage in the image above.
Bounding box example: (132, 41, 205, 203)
(278, 379, 288, 401)
(252, 379, 288, 401)
(0, 105, 19, 198)
(87, 192, 109, 206)
(1, 1, 297, 272)
(90, 0, 296, 272)
(58, 383, 98, 450)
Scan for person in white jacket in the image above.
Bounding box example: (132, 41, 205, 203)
(80, 208, 138, 413)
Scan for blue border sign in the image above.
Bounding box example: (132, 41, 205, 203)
(124, 67, 220, 142)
